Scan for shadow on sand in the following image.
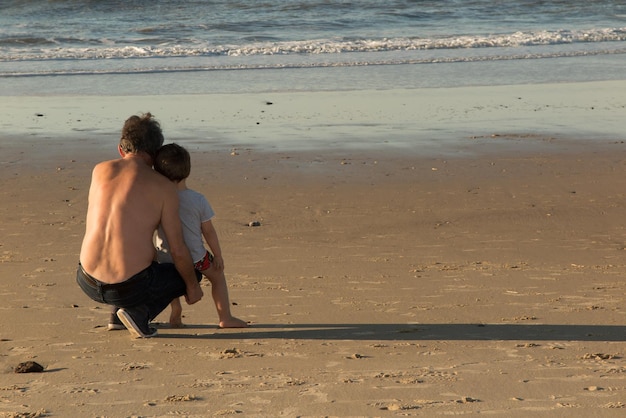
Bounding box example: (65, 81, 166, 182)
(155, 323, 626, 342)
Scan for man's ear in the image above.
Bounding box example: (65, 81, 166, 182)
(118, 145, 125, 157)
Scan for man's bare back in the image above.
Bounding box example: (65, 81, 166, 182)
(79, 152, 172, 283)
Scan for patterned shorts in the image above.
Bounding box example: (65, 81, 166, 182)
(194, 251, 214, 272)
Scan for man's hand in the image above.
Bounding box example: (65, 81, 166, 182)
(184, 282, 204, 305)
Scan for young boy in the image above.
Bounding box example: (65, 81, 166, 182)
(153, 143, 247, 328)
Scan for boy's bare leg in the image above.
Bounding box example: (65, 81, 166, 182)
(169, 297, 184, 327)
(202, 267, 248, 328)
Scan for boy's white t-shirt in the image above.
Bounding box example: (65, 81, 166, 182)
(155, 189, 215, 264)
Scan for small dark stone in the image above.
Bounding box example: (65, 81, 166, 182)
(247, 221, 261, 227)
(15, 361, 44, 373)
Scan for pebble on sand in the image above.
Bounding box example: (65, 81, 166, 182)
(15, 361, 44, 373)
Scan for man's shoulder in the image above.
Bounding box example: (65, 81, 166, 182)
(155, 176, 180, 204)
(91, 159, 121, 179)
(93, 158, 116, 169)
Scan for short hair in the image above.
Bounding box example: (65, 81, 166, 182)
(119, 112, 164, 159)
(154, 143, 191, 182)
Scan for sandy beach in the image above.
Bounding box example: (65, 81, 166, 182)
(2, 83, 626, 417)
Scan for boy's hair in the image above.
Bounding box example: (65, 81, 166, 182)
(154, 143, 191, 182)
(119, 112, 164, 159)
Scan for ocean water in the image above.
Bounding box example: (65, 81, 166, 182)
(1, 0, 625, 95)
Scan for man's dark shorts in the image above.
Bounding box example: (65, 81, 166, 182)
(76, 262, 200, 321)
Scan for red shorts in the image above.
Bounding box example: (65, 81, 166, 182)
(194, 251, 214, 272)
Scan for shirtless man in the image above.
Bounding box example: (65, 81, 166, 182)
(76, 113, 203, 338)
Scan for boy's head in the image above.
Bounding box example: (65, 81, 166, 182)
(154, 143, 191, 182)
(119, 112, 164, 159)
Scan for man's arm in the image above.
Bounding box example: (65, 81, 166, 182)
(160, 184, 203, 304)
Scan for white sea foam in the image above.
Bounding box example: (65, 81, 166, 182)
(2, 28, 625, 63)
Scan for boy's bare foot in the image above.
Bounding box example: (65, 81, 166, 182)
(219, 317, 249, 328)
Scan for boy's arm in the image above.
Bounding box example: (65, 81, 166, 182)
(201, 220, 224, 271)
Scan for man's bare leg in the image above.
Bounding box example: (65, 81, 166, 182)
(169, 297, 184, 327)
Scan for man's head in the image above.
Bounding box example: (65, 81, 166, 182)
(119, 112, 164, 159)
(154, 143, 191, 182)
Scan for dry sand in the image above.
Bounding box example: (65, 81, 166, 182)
(2, 84, 626, 417)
